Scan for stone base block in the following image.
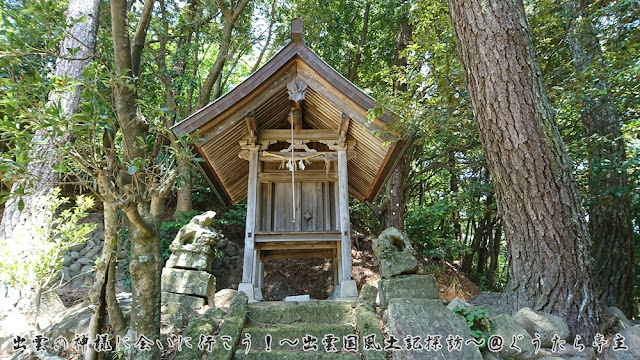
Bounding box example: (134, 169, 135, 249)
(339, 279, 358, 300)
(161, 291, 206, 309)
(379, 274, 439, 308)
(166, 251, 214, 271)
(238, 282, 255, 302)
(161, 268, 216, 298)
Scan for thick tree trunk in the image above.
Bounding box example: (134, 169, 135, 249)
(0, 0, 100, 242)
(380, 0, 412, 231)
(566, 0, 636, 317)
(447, 0, 599, 337)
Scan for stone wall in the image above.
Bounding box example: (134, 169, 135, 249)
(59, 213, 105, 288)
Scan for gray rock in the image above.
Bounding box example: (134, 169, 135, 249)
(378, 274, 439, 308)
(447, 297, 473, 312)
(68, 242, 85, 251)
(161, 268, 216, 299)
(70, 251, 81, 259)
(373, 227, 418, 279)
(69, 263, 81, 272)
(78, 257, 93, 265)
(387, 299, 483, 359)
(491, 314, 535, 359)
(603, 307, 634, 331)
(86, 247, 101, 259)
(213, 289, 237, 310)
(60, 267, 71, 281)
(513, 307, 570, 348)
(212, 258, 223, 269)
(606, 325, 640, 360)
(225, 245, 237, 256)
(62, 256, 73, 267)
(358, 284, 378, 309)
(80, 265, 94, 274)
(215, 239, 229, 249)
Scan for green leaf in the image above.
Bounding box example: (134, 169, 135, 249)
(127, 165, 137, 175)
(18, 198, 24, 212)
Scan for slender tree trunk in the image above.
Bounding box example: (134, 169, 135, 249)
(348, 1, 370, 84)
(449, 150, 462, 243)
(566, 0, 636, 317)
(0, 0, 100, 242)
(447, 0, 599, 337)
(462, 194, 493, 274)
(487, 222, 502, 290)
(195, 0, 250, 110)
(175, 160, 193, 213)
(85, 200, 126, 360)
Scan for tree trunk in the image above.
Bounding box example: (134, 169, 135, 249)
(381, 156, 406, 231)
(379, 0, 412, 231)
(447, 0, 599, 337)
(195, 0, 250, 110)
(566, 0, 636, 317)
(0, 0, 100, 242)
(449, 150, 462, 243)
(175, 160, 193, 213)
(487, 222, 502, 290)
(348, 2, 370, 84)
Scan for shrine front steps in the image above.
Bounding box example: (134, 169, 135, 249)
(233, 300, 372, 360)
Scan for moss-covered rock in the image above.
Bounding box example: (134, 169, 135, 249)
(173, 308, 225, 360)
(246, 302, 354, 326)
(356, 303, 386, 360)
(207, 292, 248, 360)
(373, 227, 418, 279)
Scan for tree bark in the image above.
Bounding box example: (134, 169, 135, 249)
(565, 0, 636, 317)
(380, 0, 412, 231)
(447, 0, 599, 337)
(0, 0, 101, 242)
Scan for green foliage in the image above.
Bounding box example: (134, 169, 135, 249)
(0, 188, 96, 287)
(452, 305, 494, 347)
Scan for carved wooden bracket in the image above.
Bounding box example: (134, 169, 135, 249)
(287, 78, 308, 103)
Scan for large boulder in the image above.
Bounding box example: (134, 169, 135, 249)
(491, 314, 535, 359)
(513, 307, 570, 348)
(387, 299, 483, 359)
(372, 228, 418, 279)
(606, 326, 640, 360)
(378, 274, 439, 308)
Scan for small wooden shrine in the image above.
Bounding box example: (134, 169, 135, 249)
(172, 19, 407, 301)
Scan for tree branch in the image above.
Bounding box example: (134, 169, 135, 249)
(131, 0, 155, 77)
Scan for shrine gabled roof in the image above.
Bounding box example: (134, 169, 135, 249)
(172, 19, 408, 206)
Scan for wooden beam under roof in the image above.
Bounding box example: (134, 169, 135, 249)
(258, 129, 339, 142)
